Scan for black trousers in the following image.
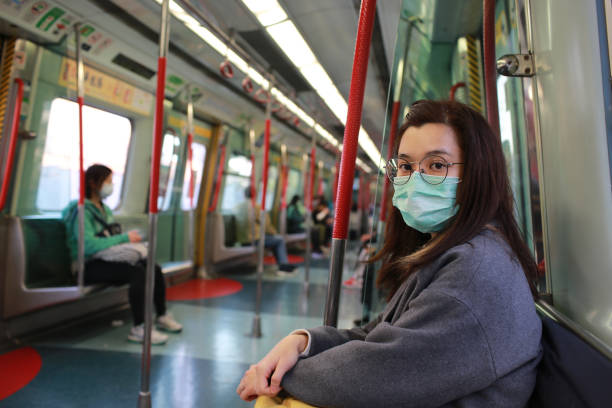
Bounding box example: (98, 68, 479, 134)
(85, 259, 167, 326)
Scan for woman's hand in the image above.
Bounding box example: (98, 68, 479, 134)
(128, 230, 142, 243)
(236, 333, 308, 401)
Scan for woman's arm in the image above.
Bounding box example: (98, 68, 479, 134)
(78, 211, 129, 257)
(281, 290, 496, 408)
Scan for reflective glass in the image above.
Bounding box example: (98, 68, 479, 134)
(158, 132, 181, 211)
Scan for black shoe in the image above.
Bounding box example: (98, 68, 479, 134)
(279, 264, 296, 272)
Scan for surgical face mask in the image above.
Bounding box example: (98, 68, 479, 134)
(392, 173, 460, 233)
(100, 182, 114, 199)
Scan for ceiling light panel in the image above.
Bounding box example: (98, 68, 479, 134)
(153, 0, 343, 158)
(266, 20, 317, 68)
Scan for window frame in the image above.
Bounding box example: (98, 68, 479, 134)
(35, 97, 134, 213)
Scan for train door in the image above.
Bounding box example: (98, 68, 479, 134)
(155, 110, 209, 265)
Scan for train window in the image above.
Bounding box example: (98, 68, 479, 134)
(227, 154, 252, 176)
(36, 98, 131, 211)
(220, 175, 251, 213)
(180, 142, 206, 210)
(285, 168, 302, 202)
(158, 131, 181, 211)
(257, 165, 278, 211)
(220, 153, 252, 213)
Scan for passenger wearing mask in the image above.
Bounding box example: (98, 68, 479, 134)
(62, 164, 182, 345)
(286, 195, 305, 234)
(234, 186, 296, 274)
(238, 100, 542, 407)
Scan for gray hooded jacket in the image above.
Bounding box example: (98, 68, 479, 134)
(282, 229, 542, 408)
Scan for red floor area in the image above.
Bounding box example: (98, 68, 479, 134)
(263, 254, 305, 265)
(0, 347, 42, 400)
(166, 278, 243, 301)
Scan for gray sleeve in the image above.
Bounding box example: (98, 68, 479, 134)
(302, 314, 383, 357)
(282, 290, 496, 408)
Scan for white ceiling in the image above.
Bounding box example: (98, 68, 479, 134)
(193, 0, 401, 161)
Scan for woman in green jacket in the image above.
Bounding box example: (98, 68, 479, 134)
(62, 164, 182, 345)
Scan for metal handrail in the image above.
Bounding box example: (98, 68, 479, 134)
(139, 0, 170, 406)
(536, 300, 612, 361)
(325, 0, 377, 327)
(250, 89, 273, 338)
(74, 23, 86, 295)
(207, 145, 226, 213)
(0, 78, 24, 212)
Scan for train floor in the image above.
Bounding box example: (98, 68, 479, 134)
(0, 247, 372, 407)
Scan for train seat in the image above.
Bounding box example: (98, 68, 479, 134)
(284, 232, 307, 244)
(21, 217, 75, 288)
(209, 212, 255, 264)
(529, 313, 612, 407)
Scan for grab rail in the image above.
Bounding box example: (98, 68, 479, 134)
(536, 300, 612, 361)
(139, 0, 170, 406)
(0, 78, 24, 212)
(74, 23, 86, 295)
(326, 0, 377, 327)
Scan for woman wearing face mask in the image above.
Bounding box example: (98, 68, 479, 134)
(62, 164, 182, 345)
(237, 100, 542, 408)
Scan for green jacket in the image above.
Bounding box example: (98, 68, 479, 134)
(62, 199, 129, 261)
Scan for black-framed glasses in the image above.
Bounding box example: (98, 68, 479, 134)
(385, 155, 464, 185)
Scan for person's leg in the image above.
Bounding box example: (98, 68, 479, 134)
(264, 234, 289, 265)
(153, 264, 167, 317)
(85, 260, 146, 326)
(311, 229, 322, 253)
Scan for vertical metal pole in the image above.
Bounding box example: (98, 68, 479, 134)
(304, 119, 317, 292)
(483, 0, 500, 136)
(250, 87, 272, 338)
(248, 128, 257, 258)
(75, 24, 86, 294)
(279, 144, 288, 236)
(186, 85, 195, 263)
(325, 0, 377, 327)
(139, 1, 169, 407)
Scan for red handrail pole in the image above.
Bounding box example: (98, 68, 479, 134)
(140, 1, 170, 405)
(325, 0, 377, 327)
(380, 100, 401, 222)
(0, 78, 24, 211)
(331, 0, 376, 240)
(208, 145, 226, 213)
(261, 118, 271, 209)
(148, 57, 167, 214)
(281, 164, 289, 210)
(449, 82, 466, 101)
(483, 0, 500, 136)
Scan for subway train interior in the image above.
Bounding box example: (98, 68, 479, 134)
(0, 0, 611, 406)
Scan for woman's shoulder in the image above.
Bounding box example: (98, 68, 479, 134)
(429, 228, 522, 294)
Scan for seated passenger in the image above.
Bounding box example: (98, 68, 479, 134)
(234, 186, 296, 274)
(286, 195, 305, 234)
(237, 100, 542, 407)
(62, 164, 182, 345)
(312, 196, 332, 249)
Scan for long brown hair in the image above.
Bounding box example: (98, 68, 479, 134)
(373, 100, 538, 299)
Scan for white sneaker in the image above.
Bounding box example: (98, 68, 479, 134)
(157, 312, 183, 333)
(127, 324, 168, 345)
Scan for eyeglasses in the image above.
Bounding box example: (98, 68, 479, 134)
(385, 154, 464, 185)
